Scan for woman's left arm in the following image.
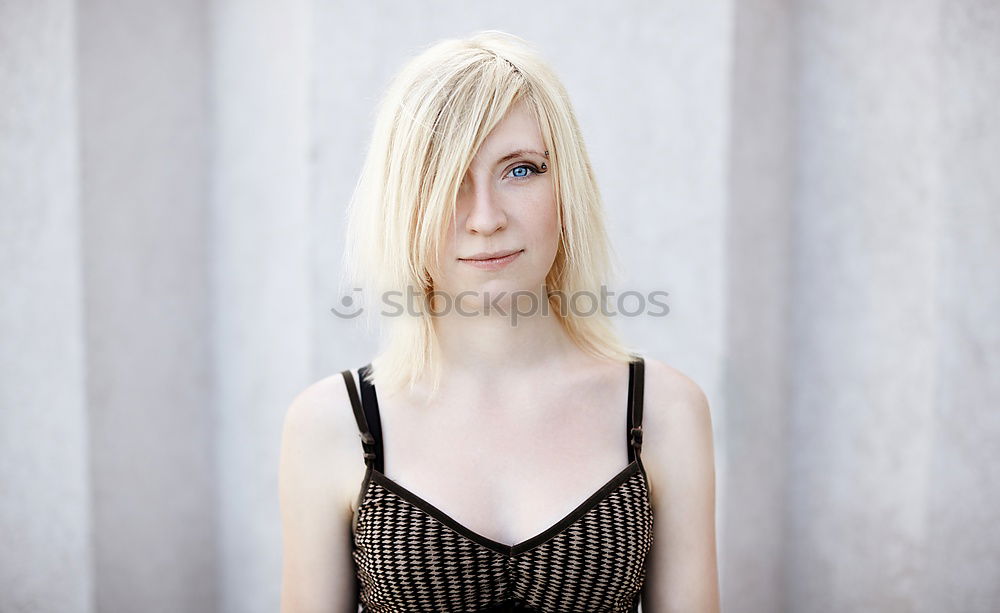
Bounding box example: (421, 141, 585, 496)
(640, 358, 721, 613)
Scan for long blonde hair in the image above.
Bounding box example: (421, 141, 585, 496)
(342, 30, 636, 401)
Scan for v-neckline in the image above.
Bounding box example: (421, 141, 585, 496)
(359, 459, 645, 557)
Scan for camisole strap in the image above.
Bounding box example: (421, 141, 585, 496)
(626, 354, 645, 463)
(340, 365, 382, 472)
(356, 363, 384, 473)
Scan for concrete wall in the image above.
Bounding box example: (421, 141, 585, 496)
(723, 0, 794, 610)
(210, 1, 311, 612)
(0, 2, 94, 611)
(781, 2, 1000, 611)
(925, 4, 1000, 608)
(1, 1, 997, 612)
(77, 1, 216, 611)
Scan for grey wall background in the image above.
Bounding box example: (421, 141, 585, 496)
(2, 1, 998, 612)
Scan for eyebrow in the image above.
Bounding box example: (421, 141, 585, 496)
(494, 149, 546, 166)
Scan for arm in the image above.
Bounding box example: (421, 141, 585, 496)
(279, 373, 363, 613)
(640, 359, 721, 613)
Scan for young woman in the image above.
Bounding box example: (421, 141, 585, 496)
(279, 31, 720, 613)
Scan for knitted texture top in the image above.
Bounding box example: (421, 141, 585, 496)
(340, 356, 653, 613)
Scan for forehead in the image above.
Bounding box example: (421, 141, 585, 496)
(470, 100, 544, 164)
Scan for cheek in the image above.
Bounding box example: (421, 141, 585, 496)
(536, 193, 560, 239)
(441, 215, 461, 257)
(523, 192, 561, 261)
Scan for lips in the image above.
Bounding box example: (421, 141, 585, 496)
(459, 249, 523, 261)
(458, 249, 523, 271)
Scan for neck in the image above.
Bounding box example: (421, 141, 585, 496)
(429, 282, 577, 384)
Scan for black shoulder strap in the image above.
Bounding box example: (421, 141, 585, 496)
(626, 354, 645, 462)
(340, 366, 381, 471)
(356, 363, 384, 473)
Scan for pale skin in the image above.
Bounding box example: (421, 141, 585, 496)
(279, 100, 721, 612)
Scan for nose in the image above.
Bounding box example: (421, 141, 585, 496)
(460, 177, 507, 235)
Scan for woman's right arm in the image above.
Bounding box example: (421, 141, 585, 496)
(279, 373, 363, 613)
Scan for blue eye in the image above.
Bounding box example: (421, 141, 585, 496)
(507, 164, 539, 180)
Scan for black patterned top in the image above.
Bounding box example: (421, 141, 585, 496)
(340, 356, 653, 613)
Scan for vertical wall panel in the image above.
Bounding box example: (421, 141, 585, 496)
(0, 2, 94, 611)
(77, 0, 216, 611)
(723, 1, 794, 611)
(924, 2, 1000, 611)
(210, 1, 312, 611)
(787, 1, 940, 610)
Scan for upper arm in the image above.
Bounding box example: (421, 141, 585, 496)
(640, 358, 721, 613)
(279, 372, 363, 613)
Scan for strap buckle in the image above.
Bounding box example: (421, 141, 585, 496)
(360, 432, 376, 465)
(630, 425, 643, 448)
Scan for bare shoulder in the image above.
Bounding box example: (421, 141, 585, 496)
(638, 361, 721, 610)
(279, 369, 365, 516)
(639, 357, 715, 503)
(641, 357, 711, 419)
(279, 369, 366, 611)
(642, 358, 720, 613)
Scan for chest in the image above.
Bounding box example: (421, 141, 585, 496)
(344, 356, 652, 612)
(357, 376, 631, 546)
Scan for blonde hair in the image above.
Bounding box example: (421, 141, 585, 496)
(342, 30, 636, 401)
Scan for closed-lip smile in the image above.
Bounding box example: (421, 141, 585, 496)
(459, 249, 523, 261)
(458, 249, 524, 271)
